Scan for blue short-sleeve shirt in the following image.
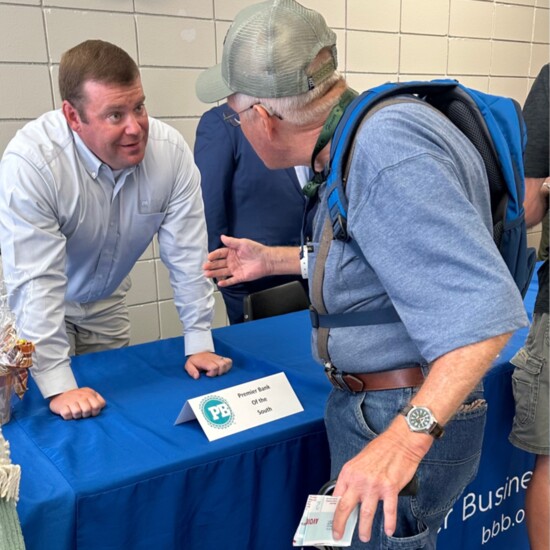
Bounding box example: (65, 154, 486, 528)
(311, 101, 528, 372)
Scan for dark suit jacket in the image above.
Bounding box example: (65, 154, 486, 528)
(195, 105, 313, 324)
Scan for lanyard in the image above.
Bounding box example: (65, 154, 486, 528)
(302, 88, 358, 200)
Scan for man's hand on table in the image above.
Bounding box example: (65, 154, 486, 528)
(49, 387, 106, 420)
(185, 352, 233, 379)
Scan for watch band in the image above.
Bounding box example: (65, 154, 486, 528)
(299, 245, 309, 279)
(401, 404, 444, 439)
(300, 244, 313, 280)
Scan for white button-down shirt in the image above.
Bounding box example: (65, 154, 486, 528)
(0, 111, 214, 397)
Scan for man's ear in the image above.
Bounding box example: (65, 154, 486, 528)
(62, 100, 82, 133)
(253, 104, 275, 141)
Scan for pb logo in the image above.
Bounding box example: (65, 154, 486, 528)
(200, 396, 234, 429)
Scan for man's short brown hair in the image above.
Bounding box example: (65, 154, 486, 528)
(59, 40, 140, 117)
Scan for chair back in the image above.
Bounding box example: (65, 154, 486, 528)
(243, 281, 309, 321)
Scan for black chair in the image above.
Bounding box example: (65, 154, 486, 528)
(243, 281, 310, 321)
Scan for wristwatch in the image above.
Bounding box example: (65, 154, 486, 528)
(400, 404, 444, 439)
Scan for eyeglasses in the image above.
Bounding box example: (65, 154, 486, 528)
(223, 103, 283, 127)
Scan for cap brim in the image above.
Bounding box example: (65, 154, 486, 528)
(196, 64, 235, 103)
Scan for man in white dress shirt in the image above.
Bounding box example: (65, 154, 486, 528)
(0, 40, 232, 421)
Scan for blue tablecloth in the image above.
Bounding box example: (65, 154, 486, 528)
(435, 275, 537, 550)
(3, 277, 537, 550)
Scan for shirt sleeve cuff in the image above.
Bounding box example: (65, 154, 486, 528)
(32, 365, 78, 399)
(184, 330, 215, 356)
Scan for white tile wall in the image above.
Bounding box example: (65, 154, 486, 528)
(448, 38, 493, 76)
(348, 0, 400, 32)
(154, 260, 173, 302)
(158, 300, 183, 340)
(215, 21, 232, 61)
(498, 0, 535, 5)
(133, 0, 213, 19)
(401, 0, 450, 36)
(494, 4, 534, 42)
(45, 0, 133, 11)
(347, 72, 397, 91)
(140, 68, 205, 117)
(489, 77, 531, 104)
(128, 303, 160, 344)
(299, 0, 346, 29)
(0, 0, 548, 345)
(0, 5, 48, 62)
(214, 0, 258, 22)
(531, 44, 550, 75)
(347, 31, 400, 73)
(1, 0, 39, 5)
(44, 9, 138, 62)
(163, 119, 199, 150)
(0, 65, 52, 118)
(0, 121, 26, 156)
(400, 35, 448, 74)
(534, 8, 550, 42)
(136, 16, 216, 67)
(334, 29, 347, 70)
(450, 0, 494, 39)
(126, 261, 158, 307)
(491, 41, 532, 76)
(450, 75, 491, 91)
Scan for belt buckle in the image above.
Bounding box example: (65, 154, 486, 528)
(324, 364, 344, 390)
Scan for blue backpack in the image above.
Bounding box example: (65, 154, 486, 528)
(312, 80, 536, 332)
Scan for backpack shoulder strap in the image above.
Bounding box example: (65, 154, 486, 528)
(311, 96, 420, 366)
(325, 80, 459, 242)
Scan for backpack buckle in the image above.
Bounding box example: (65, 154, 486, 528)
(324, 364, 345, 390)
(309, 305, 320, 328)
(332, 213, 349, 241)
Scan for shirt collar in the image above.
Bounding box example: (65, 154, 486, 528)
(72, 131, 137, 182)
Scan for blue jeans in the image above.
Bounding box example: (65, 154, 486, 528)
(324, 383, 487, 549)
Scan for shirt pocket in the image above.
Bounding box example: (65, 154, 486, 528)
(128, 212, 166, 254)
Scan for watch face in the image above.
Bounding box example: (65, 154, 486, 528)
(409, 407, 432, 430)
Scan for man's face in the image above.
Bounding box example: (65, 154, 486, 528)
(227, 96, 280, 169)
(64, 78, 149, 170)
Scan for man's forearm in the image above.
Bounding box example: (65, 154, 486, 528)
(413, 333, 510, 422)
(266, 246, 301, 276)
(388, 332, 512, 456)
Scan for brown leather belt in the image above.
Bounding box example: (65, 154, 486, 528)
(325, 365, 425, 392)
